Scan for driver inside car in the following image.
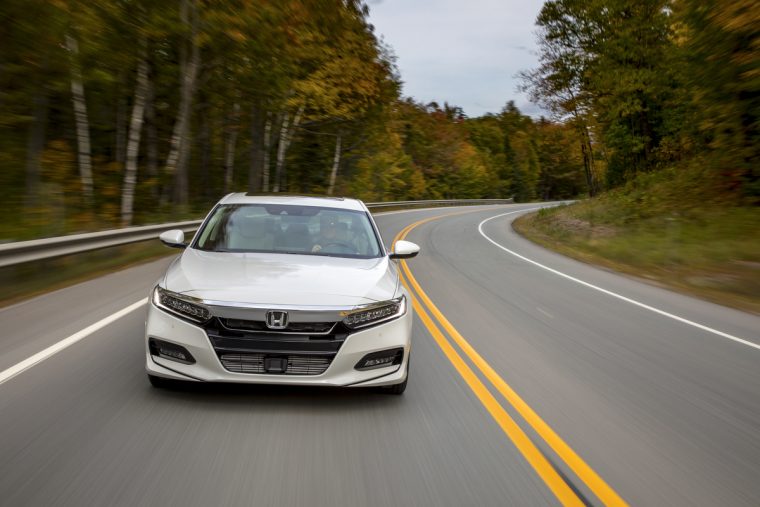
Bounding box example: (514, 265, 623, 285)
(312, 213, 349, 253)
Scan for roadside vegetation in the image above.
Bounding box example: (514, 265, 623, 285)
(513, 0, 759, 312)
(514, 165, 760, 313)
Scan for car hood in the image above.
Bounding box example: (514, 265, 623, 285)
(163, 249, 399, 307)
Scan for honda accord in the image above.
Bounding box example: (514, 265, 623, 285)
(145, 194, 419, 394)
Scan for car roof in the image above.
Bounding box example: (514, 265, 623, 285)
(218, 193, 367, 212)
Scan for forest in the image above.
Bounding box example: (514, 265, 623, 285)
(0, 0, 757, 241)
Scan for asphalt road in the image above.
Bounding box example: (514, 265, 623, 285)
(1, 204, 758, 506)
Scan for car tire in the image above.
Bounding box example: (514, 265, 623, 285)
(382, 377, 407, 395)
(381, 359, 409, 395)
(148, 374, 174, 389)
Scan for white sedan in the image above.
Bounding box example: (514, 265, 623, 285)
(145, 194, 419, 394)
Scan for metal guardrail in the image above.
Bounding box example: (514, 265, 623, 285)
(0, 198, 513, 268)
(0, 220, 204, 268)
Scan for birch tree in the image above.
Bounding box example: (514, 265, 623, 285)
(164, 0, 199, 205)
(288, 3, 394, 195)
(327, 133, 342, 195)
(248, 105, 265, 193)
(64, 34, 94, 202)
(272, 104, 304, 192)
(224, 102, 240, 192)
(262, 113, 273, 192)
(121, 41, 149, 226)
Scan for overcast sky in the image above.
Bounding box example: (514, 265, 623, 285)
(366, 0, 545, 118)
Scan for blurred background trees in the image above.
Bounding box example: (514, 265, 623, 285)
(1, 0, 756, 240)
(521, 0, 759, 198)
(0, 0, 585, 240)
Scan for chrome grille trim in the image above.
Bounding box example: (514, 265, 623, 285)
(219, 353, 332, 375)
(285, 356, 332, 375)
(219, 318, 337, 335)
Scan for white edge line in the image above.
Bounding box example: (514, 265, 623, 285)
(0, 298, 148, 386)
(478, 209, 760, 351)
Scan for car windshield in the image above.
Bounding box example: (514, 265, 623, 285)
(194, 204, 383, 258)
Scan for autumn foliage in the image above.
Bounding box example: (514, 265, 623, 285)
(1, 0, 756, 241)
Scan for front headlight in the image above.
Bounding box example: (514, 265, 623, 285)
(153, 285, 211, 324)
(342, 295, 406, 330)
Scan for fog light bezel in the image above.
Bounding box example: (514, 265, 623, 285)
(354, 348, 404, 371)
(149, 338, 196, 365)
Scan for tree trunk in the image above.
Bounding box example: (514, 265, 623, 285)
(570, 109, 597, 198)
(248, 106, 257, 193)
(116, 80, 127, 166)
(173, 131, 191, 205)
(165, 0, 199, 206)
(144, 72, 158, 199)
(273, 105, 304, 192)
(25, 89, 48, 209)
(248, 105, 264, 193)
(224, 102, 240, 193)
(282, 105, 304, 191)
(261, 112, 272, 192)
(579, 124, 597, 197)
(327, 133, 342, 196)
(120, 42, 149, 226)
(198, 96, 211, 201)
(0, 63, 5, 111)
(65, 34, 94, 202)
(272, 111, 290, 193)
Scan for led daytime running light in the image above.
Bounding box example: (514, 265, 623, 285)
(154, 286, 211, 323)
(343, 296, 405, 329)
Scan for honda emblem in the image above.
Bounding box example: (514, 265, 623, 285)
(265, 310, 289, 329)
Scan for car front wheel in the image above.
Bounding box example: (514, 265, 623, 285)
(148, 374, 175, 389)
(381, 359, 409, 395)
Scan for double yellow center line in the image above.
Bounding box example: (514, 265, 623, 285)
(393, 211, 628, 507)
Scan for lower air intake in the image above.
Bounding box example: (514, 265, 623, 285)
(220, 353, 265, 373)
(220, 353, 332, 375)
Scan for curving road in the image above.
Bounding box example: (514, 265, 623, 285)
(1, 204, 758, 506)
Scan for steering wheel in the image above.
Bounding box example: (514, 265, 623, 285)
(320, 242, 357, 253)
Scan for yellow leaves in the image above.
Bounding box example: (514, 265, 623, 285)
(40, 140, 75, 186)
(226, 29, 246, 42)
(36, 139, 113, 230)
(708, 0, 760, 34)
(48, 0, 69, 12)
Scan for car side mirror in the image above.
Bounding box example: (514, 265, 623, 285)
(389, 240, 420, 260)
(159, 229, 187, 249)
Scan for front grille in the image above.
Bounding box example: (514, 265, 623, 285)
(220, 353, 332, 375)
(206, 317, 344, 376)
(221, 318, 335, 334)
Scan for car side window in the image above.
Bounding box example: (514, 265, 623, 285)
(196, 207, 225, 248)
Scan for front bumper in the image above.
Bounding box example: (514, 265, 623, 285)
(144, 298, 412, 387)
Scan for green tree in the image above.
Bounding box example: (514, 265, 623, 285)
(524, 0, 684, 189)
(676, 0, 760, 198)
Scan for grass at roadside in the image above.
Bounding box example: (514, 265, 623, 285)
(0, 241, 177, 308)
(513, 166, 760, 314)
